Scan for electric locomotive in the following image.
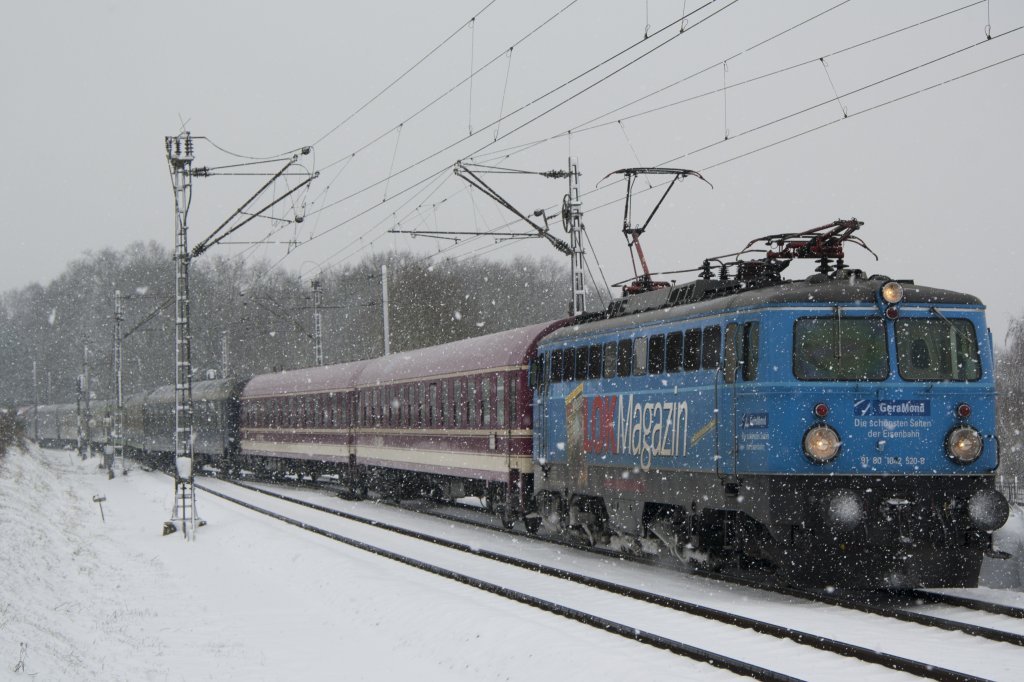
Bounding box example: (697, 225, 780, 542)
(531, 216, 1008, 588)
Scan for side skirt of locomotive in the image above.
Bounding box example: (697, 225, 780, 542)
(535, 465, 1003, 588)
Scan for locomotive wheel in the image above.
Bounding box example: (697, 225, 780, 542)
(524, 515, 542, 534)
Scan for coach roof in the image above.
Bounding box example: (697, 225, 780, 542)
(242, 319, 568, 399)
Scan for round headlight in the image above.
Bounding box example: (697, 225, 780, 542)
(880, 280, 904, 304)
(946, 426, 983, 463)
(804, 425, 841, 462)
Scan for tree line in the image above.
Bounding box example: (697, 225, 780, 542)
(0, 242, 571, 408)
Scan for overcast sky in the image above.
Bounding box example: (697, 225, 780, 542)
(3, 0, 1023, 343)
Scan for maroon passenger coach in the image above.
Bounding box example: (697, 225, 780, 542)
(239, 319, 567, 525)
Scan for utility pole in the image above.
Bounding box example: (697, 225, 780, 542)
(83, 345, 91, 457)
(32, 360, 38, 442)
(113, 290, 125, 475)
(311, 277, 323, 366)
(381, 264, 390, 356)
(165, 132, 199, 540)
(566, 157, 586, 317)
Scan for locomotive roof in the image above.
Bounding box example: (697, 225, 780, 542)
(243, 319, 568, 399)
(543, 274, 983, 343)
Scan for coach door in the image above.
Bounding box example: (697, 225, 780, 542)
(345, 391, 356, 457)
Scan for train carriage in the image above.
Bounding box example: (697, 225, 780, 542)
(240, 320, 567, 522)
(139, 379, 245, 470)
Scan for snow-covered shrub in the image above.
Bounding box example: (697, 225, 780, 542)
(0, 409, 26, 457)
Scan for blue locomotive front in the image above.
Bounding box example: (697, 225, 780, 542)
(531, 272, 1008, 588)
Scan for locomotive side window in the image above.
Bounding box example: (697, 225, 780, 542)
(632, 337, 648, 375)
(603, 342, 617, 378)
(576, 347, 589, 381)
(743, 322, 760, 381)
(588, 345, 602, 380)
(724, 324, 739, 384)
(895, 318, 981, 381)
(793, 317, 888, 381)
(649, 334, 666, 375)
(702, 325, 721, 370)
(551, 349, 564, 383)
(667, 331, 683, 373)
(617, 339, 633, 377)
(683, 329, 701, 371)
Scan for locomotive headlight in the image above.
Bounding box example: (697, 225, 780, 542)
(880, 280, 904, 304)
(946, 426, 983, 464)
(803, 425, 841, 462)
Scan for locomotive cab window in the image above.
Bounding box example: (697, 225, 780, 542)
(895, 317, 981, 382)
(793, 316, 888, 381)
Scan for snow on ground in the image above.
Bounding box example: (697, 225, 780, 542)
(0, 446, 736, 681)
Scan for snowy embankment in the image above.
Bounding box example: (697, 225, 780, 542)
(0, 446, 730, 681)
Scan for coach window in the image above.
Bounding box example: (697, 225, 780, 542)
(440, 381, 450, 428)
(469, 379, 478, 427)
(649, 334, 666, 375)
(603, 342, 617, 379)
(573, 347, 586, 381)
(666, 331, 683, 373)
(743, 322, 760, 381)
(508, 377, 518, 427)
(404, 386, 410, 427)
(632, 337, 648, 376)
(496, 375, 505, 427)
(683, 329, 702, 371)
(428, 383, 438, 427)
(702, 325, 721, 370)
(482, 378, 491, 426)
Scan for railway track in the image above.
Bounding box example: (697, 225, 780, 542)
(195, 476, 1020, 681)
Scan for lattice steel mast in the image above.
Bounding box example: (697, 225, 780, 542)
(165, 132, 199, 539)
(566, 157, 585, 317)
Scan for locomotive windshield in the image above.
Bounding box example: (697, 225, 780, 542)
(793, 317, 888, 381)
(895, 317, 981, 381)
